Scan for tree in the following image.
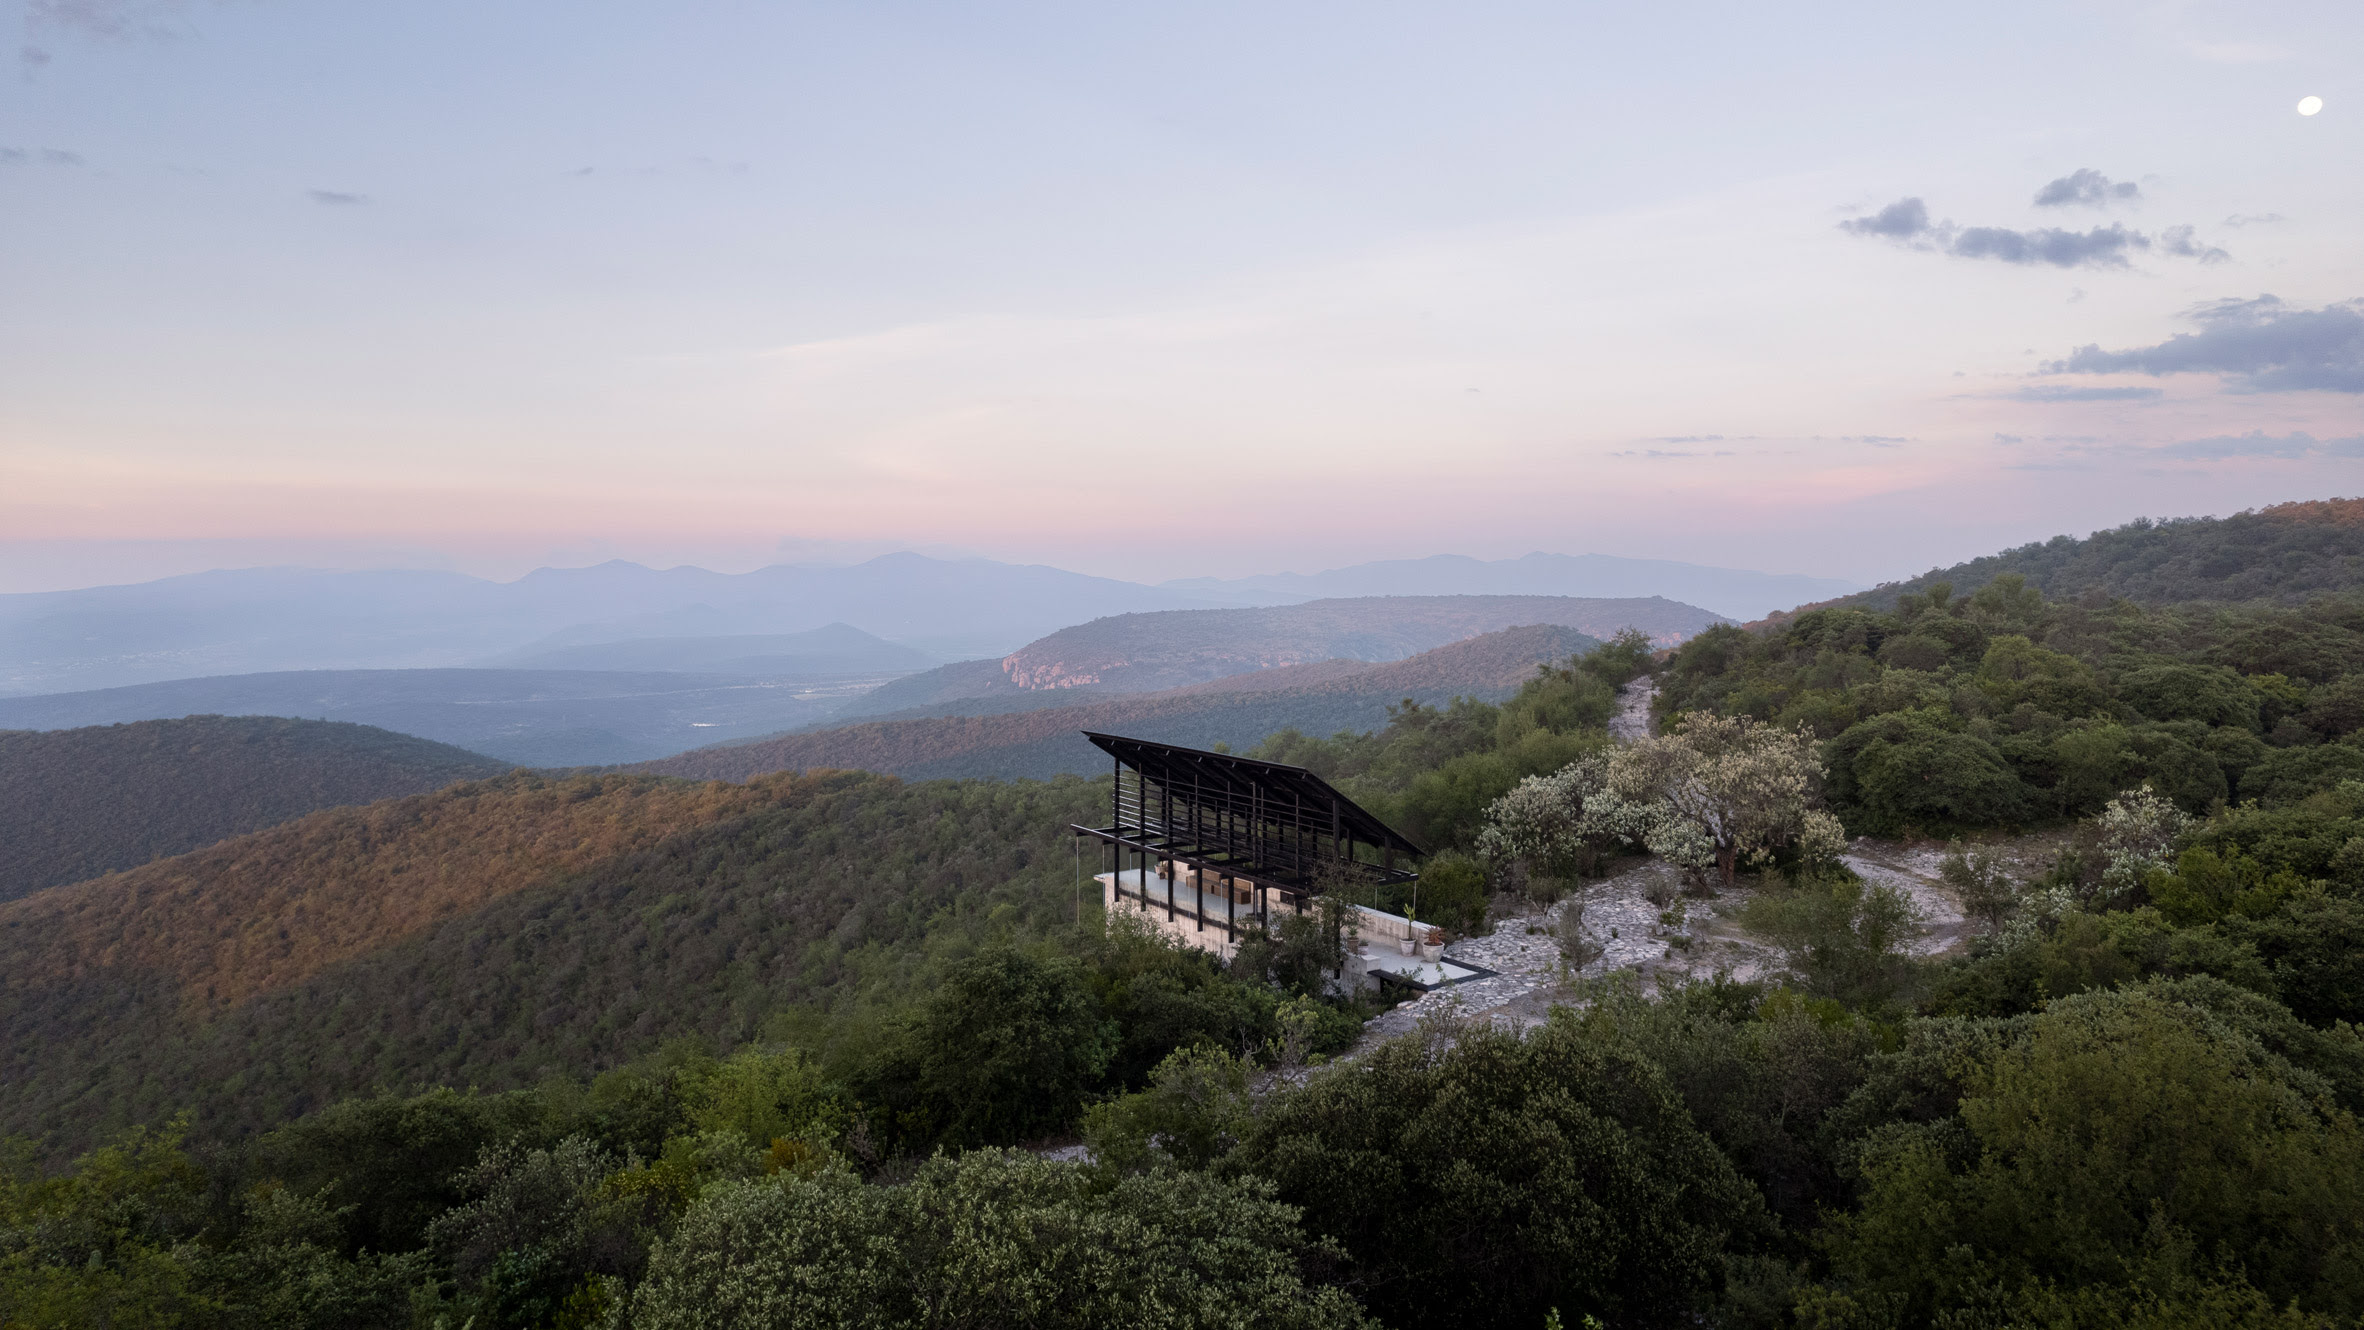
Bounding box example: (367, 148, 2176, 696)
(1222, 1016, 1767, 1328)
(1081, 1045, 1257, 1175)
(1475, 755, 1661, 933)
(0, 1122, 215, 1330)
(1824, 985, 2364, 1321)
(1939, 840, 2020, 936)
(2095, 786, 2192, 905)
(1579, 627, 1659, 688)
(860, 947, 1118, 1150)
(1607, 713, 1845, 888)
(1827, 711, 2031, 834)
(2121, 663, 2264, 730)
(628, 1150, 1373, 1330)
(1740, 874, 1923, 1008)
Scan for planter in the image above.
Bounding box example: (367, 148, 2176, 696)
(1417, 941, 1444, 962)
(1398, 937, 1417, 956)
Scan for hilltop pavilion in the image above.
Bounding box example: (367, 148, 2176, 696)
(1071, 731, 1488, 990)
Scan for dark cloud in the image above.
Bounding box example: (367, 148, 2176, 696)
(2034, 168, 2141, 208)
(1842, 195, 2227, 270)
(1950, 223, 2145, 268)
(20, 45, 53, 70)
(307, 189, 369, 206)
(2007, 385, 2163, 402)
(2153, 431, 2364, 460)
(1840, 197, 1932, 239)
(2049, 296, 2364, 393)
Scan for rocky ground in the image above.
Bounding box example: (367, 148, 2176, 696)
(1354, 840, 1979, 1051)
(1351, 679, 2073, 1059)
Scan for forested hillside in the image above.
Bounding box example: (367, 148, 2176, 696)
(0, 633, 1641, 1158)
(0, 716, 505, 902)
(1660, 576, 2364, 834)
(1812, 496, 2364, 616)
(641, 624, 1602, 782)
(0, 770, 1126, 1156)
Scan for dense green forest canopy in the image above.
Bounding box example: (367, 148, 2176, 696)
(11, 532, 2364, 1327)
(1659, 576, 2364, 837)
(1810, 496, 2364, 616)
(0, 716, 505, 903)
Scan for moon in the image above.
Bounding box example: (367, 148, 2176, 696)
(2297, 95, 2323, 116)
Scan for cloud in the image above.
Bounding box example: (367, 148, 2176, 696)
(1, 146, 85, 165)
(1842, 435, 1909, 444)
(1950, 223, 2145, 268)
(20, 45, 52, 71)
(2159, 225, 2228, 263)
(1841, 189, 2227, 270)
(307, 189, 369, 206)
(2006, 385, 2164, 402)
(2049, 295, 2364, 393)
(2223, 213, 2284, 228)
(2152, 431, 2364, 460)
(2034, 169, 2140, 208)
(1839, 197, 1932, 240)
(1646, 434, 1724, 443)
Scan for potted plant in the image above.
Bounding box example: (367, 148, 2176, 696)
(1398, 905, 1419, 955)
(1418, 925, 1446, 961)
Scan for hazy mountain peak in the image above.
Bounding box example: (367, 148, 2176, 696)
(1163, 552, 1861, 622)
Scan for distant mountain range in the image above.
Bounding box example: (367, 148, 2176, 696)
(640, 622, 1606, 783)
(0, 554, 1212, 696)
(0, 669, 877, 767)
(0, 596, 1714, 766)
(831, 595, 1722, 725)
(0, 549, 1842, 699)
(1165, 553, 1861, 622)
(0, 716, 506, 902)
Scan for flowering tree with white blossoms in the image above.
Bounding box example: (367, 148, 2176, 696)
(1605, 712, 1845, 889)
(1475, 754, 1655, 930)
(2093, 785, 2191, 905)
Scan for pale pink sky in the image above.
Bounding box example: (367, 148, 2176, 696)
(4, 1, 2359, 592)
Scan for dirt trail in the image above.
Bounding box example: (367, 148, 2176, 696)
(1351, 676, 1979, 1053)
(1608, 675, 1656, 741)
(1839, 842, 1967, 956)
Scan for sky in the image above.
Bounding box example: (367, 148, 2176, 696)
(3, 0, 2360, 594)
